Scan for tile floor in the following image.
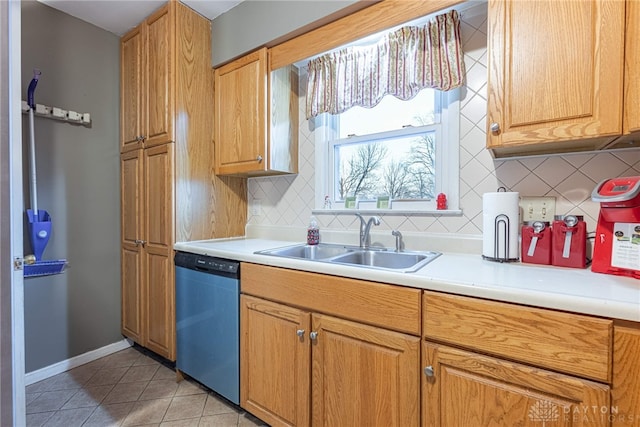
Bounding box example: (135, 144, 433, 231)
(26, 345, 267, 427)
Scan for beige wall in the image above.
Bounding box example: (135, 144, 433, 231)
(247, 2, 640, 240)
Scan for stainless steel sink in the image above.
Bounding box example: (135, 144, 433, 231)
(255, 243, 440, 273)
(331, 250, 441, 273)
(255, 243, 357, 260)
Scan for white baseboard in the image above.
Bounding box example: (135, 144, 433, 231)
(25, 339, 132, 386)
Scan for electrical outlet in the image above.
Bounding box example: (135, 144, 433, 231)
(520, 196, 556, 222)
(251, 199, 262, 216)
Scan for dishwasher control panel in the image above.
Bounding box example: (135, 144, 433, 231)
(174, 251, 239, 276)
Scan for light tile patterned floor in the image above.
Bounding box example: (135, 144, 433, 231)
(26, 346, 267, 427)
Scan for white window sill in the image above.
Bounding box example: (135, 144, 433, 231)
(311, 209, 463, 216)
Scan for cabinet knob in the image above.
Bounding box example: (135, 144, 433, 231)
(490, 123, 500, 134)
(309, 331, 318, 340)
(134, 239, 146, 246)
(256, 155, 263, 163)
(296, 329, 305, 338)
(424, 366, 435, 377)
(136, 135, 146, 142)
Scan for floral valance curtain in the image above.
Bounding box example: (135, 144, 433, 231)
(305, 10, 465, 119)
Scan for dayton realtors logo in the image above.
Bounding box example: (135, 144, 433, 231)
(528, 400, 559, 425)
(528, 400, 634, 424)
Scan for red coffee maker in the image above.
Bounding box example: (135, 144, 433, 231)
(591, 176, 640, 279)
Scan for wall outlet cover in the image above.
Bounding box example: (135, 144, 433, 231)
(520, 196, 556, 222)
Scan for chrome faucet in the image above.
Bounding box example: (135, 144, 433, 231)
(355, 213, 381, 249)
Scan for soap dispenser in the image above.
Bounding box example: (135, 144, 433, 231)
(307, 216, 319, 245)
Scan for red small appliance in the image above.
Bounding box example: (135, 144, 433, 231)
(551, 215, 586, 268)
(591, 176, 640, 279)
(521, 221, 552, 265)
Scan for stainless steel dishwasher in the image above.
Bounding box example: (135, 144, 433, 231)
(174, 252, 240, 404)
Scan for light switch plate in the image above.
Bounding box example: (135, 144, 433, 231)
(520, 196, 556, 222)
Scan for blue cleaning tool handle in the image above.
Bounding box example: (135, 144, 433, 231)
(27, 69, 41, 109)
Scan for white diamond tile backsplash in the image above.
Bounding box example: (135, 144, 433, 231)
(248, 2, 640, 236)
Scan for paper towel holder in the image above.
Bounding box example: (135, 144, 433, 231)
(482, 213, 519, 263)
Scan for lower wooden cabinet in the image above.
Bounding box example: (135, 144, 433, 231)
(312, 313, 420, 427)
(241, 295, 310, 427)
(422, 342, 611, 427)
(120, 144, 175, 360)
(240, 264, 640, 427)
(613, 322, 640, 427)
(240, 295, 420, 427)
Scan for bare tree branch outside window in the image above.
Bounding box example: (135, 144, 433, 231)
(407, 133, 436, 199)
(338, 143, 387, 199)
(383, 160, 411, 198)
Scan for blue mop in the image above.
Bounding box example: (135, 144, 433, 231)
(24, 70, 67, 277)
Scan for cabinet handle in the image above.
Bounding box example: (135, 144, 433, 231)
(136, 135, 146, 142)
(134, 239, 146, 246)
(424, 366, 435, 377)
(256, 155, 263, 163)
(490, 123, 500, 134)
(296, 329, 305, 338)
(309, 331, 318, 340)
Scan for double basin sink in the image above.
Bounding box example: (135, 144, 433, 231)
(255, 243, 441, 273)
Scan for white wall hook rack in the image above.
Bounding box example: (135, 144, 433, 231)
(21, 100, 91, 126)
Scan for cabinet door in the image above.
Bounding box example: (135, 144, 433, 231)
(214, 48, 267, 175)
(120, 150, 144, 342)
(613, 322, 640, 427)
(143, 143, 175, 360)
(120, 25, 144, 152)
(312, 313, 420, 427)
(241, 295, 311, 427)
(487, 0, 625, 155)
(423, 342, 611, 427)
(624, 0, 640, 134)
(145, 3, 174, 147)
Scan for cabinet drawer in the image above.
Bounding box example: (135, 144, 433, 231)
(242, 263, 421, 335)
(423, 291, 612, 382)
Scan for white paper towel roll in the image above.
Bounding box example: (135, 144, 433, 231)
(482, 191, 520, 261)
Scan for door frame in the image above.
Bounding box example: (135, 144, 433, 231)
(1, 0, 25, 425)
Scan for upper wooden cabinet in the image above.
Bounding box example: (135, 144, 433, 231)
(623, 0, 640, 135)
(120, 3, 174, 152)
(486, 0, 627, 157)
(121, 26, 144, 152)
(214, 48, 298, 176)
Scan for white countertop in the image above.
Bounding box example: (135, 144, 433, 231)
(174, 237, 640, 322)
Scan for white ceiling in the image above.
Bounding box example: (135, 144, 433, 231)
(37, 0, 244, 36)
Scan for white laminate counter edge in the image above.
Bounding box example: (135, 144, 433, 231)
(174, 238, 640, 322)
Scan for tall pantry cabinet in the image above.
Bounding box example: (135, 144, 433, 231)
(120, 1, 247, 361)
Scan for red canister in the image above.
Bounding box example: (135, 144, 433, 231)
(551, 215, 587, 268)
(521, 221, 552, 265)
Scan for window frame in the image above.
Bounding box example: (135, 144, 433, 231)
(313, 88, 460, 214)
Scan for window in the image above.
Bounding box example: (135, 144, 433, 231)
(315, 87, 459, 212)
(307, 10, 465, 213)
